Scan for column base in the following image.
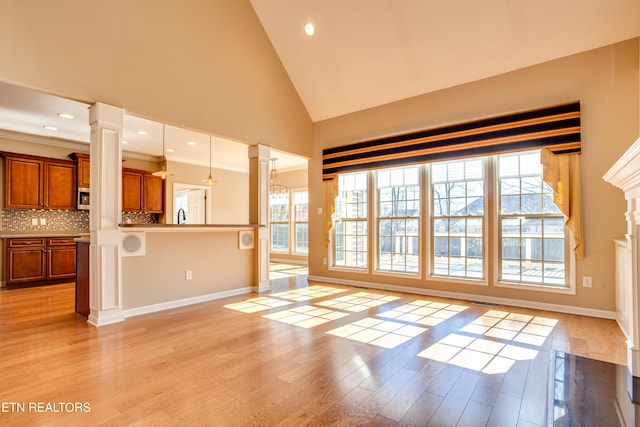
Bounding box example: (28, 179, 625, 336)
(87, 307, 125, 327)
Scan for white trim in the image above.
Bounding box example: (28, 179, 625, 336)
(308, 275, 616, 320)
(0, 128, 158, 162)
(122, 286, 252, 318)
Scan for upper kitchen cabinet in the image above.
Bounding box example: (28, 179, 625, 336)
(1, 152, 77, 210)
(122, 167, 164, 214)
(68, 152, 90, 188)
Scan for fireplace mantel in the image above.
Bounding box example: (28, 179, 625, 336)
(604, 136, 640, 378)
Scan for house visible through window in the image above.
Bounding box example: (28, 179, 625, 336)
(330, 150, 570, 291)
(431, 158, 484, 279)
(498, 151, 566, 286)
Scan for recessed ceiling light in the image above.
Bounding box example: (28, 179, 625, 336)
(122, 140, 128, 145)
(136, 130, 148, 135)
(57, 113, 74, 119)
(304, 22, 315, 36)
(187, 141, 196, 146)
(166, 148, 175, 153)
(43, 126, 58, 131)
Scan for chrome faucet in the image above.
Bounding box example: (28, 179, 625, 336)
(177, 208, 186, 224)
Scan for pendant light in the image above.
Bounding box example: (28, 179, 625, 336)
(152, 124, 174, 179)
(269, 158, 289, 198)
(202, 136, 217, 185)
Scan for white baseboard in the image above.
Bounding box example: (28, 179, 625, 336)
(122, 287, 253, 318)
(308, 275, 617, 320)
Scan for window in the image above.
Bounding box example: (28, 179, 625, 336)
(270, 191, 289, 252)
(293, 190, 309, 254)
(376, 166, 420, 273)
(498, 151, 566, 286)
(330, 149, 571, 291)
(431, 158, 485, 279)
(333, 172, 368, 269)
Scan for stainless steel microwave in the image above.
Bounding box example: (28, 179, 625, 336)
(77, 187, 90, 210)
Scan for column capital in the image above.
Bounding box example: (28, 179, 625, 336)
(248, 143, 271, 160)
(89, 102, 125, 127)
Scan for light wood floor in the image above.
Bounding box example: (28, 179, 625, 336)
(0, 278, 627, 426)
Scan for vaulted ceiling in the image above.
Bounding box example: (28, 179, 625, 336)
(250, 0, 640, 121)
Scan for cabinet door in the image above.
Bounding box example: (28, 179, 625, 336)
(47, 246, 77, 279)
(122, 171, 143, 212)
(143, 174, 165, 213)
(44, 161, 76, 210)
(4, 157, 43, 209)
(7, 245, 46, 283)
(77, 157, 90, 188)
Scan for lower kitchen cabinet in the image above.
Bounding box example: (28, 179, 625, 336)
(5, 236, 77, 285)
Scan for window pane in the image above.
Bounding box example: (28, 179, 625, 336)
(334, 172, 368, 269)
(376, 166, 420, 273)
(498, 150, 567, 287)
(430, 158, 485, 279)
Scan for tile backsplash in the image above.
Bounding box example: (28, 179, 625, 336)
(1, 209, 89, 232)
(1, 209, 159, 231)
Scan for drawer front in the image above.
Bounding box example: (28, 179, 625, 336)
(7, 238, 45, 248)
(47, 237, 76, 247)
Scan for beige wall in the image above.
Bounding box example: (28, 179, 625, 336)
(0, 0, 312, 158)
(277, 168, 308, 191)
(310, 38, 640, 313)
(121, 231, 253, 310)
(165, 160, 249, 224)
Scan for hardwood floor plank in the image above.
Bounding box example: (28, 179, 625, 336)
(427, 370, 481, 426)
(0, 281, 629, 426)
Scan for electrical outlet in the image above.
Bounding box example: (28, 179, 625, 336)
(185, 270, 193, 280)
(583, 276, 592, 288)
(40, 218, 46, 225)
(31, 218, 38, 225)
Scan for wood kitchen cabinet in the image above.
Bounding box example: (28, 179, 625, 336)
(122, 167, 164, 213)
(5, 236, 77, 285)
(68, 152, 90, 188)
(1, 152, 76, 210)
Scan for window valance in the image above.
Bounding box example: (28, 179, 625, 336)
(322, 101, 580, 180)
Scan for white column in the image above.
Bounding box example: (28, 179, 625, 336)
(87, 103, 125, 326)
(248, 144, 270, 291)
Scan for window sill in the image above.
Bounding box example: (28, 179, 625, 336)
(495, 280, 575, 295)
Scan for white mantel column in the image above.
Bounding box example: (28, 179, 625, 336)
(87, 103, 125, 326)
(603, 136, 640, 379)
(248, 144, 270, 292)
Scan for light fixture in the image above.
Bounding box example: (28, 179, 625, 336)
(269, 158, 289, 198)
(57, 113, 74, 119)
(43, 126, 58, 131)
(152, 124, 174, 180)
(202, 136, 216, 185)
(136, 130, 148, 135)
(304, 22, 315, 36)
(187, 141, 197, 146)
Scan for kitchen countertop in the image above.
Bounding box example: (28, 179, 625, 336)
(119, 223, 264, 228)
(0, 230, 88, 238)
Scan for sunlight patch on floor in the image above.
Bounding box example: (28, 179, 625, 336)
(326, 317, 426, 349)
(270, 285, 346, 301)
(263, 305, 350, 328)
(224, 297, 292, 313)
(316, 291, 401, 312)
(378, 299, 468, 326)
(417, 311, 557, 374)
